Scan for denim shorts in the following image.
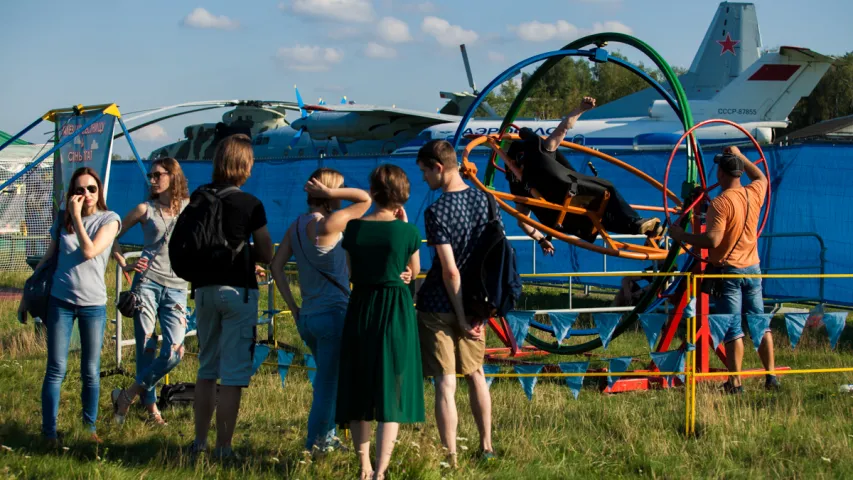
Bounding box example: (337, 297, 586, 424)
(194, 285, 259, 387)
(714, 263, 766, 343)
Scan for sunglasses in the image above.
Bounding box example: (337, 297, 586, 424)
(74, 185, 98, 195)
(147, 172, 169, 181)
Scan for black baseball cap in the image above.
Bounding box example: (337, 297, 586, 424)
(713, 152, 744, 177)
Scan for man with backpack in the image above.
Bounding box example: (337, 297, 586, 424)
(416, 139, 515, 465)
(169, 134, 273, 458)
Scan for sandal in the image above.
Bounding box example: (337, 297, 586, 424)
(111, 388, 134, 424)
(147, 410, 168, 426)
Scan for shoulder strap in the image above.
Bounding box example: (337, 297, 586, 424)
(719, 189, 750, 267)
(293, 215, 350, 297)
(215, 186, 240, 198)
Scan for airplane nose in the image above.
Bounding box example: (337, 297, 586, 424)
(290, 118, 307, 130)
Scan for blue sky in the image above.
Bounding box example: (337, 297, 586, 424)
(1, 0, 851, 156)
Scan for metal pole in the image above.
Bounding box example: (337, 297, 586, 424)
(117, 118, 149, 180)
(531, 238, 536, 275)
(0, 112, 108, 194)
(268, 276, 275, 343)
(0, 117, 43, 152)
(114, 260, 123, 368)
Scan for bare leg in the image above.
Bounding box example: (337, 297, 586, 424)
(758, 331, 776, 374)
(350, 420, 373, 477)
(193, 379, 217, 446)
(464, 367, 493, 453)
(725, 339, 744, 387)
(215, 385, 242, 449)
(374, 422, 399, 478)
(434, 374, 458, 457)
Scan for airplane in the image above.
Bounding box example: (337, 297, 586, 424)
(146, 2, 831, 160)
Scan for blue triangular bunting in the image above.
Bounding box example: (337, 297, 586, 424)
(807, 304, 825, 328)
(638, 314, 668, 350)
(746, 314, 772, 351)
(784, 313, 808, 350)
(708, 314, 736, 350)
(650, 350, 685, 387)
(549, 312, 579, 344)
(513, 364, 544, 400)
(683, 298, 696, 319)
(252, 344, 270, 376)
(305, 354, 317, 386)
(823, 312, 848, 349)
(558, 361, 589, 400)
(607, 356, 632, 389)
(483, 364, 500, 388)
(594, 313, 622, 350)
(506, 311, 535, 348)
(277, 350, 295, 388)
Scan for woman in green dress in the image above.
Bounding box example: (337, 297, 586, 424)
(337, 164, 424, 480)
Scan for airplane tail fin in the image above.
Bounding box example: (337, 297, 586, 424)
(706, 46, 833, 123)
(680, 2, 763, 98)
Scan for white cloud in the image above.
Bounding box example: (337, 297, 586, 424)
(286, 0, 375, 23)
(327, 25, 363, 39)
(512, 20, 578, 42)
(276, 45, 344, 72)
(511, 19, 631, 42)
(421, 16, 478, 47)
(182, 8, 239, 30)
(591, 21, 632, 34)
(488, 51, 506, 63)
(365, 42, 397, 59)
(377, 17, 412, 43)
(405, 2, 436, 13)
(134, 125, 168, 142)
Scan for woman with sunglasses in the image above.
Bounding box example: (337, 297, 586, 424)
(110, 158, 190, 426)
(18, 167, 121, 444)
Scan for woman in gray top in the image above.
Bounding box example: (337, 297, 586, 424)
(271, 167, 373, 452)
(111, 158, 190, 426)
(18, 167, 121, 444)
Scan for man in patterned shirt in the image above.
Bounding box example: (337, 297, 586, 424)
(416, 139, 497, 465)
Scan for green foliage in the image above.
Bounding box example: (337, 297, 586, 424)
(785, 52, 853, 132)
(485, 52, 687, 120)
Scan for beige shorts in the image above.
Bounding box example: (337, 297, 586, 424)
(417, 311, 486, 377)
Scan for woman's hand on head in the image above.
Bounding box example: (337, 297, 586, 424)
(304, 178, 333, 198)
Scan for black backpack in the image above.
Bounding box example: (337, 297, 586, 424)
(169, 185, 245, 285)
(460, 195, 523, 318)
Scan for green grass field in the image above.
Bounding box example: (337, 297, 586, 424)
(1, 266, 853, 479)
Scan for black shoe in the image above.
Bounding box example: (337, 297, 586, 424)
(765, 375, 780, 391)
(722, 381, 744, 395)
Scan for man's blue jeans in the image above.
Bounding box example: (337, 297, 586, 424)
(132, 277, 188, 406)
(296, 307, 346, 450)
(715, 263, 765, 341)
(41, 297, 106, 439)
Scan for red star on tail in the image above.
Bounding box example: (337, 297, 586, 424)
(717, 33, 740, 56)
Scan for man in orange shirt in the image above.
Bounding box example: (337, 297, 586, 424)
(670, 146, 778, 393)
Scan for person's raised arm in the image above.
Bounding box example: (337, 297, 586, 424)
(726, 146, 766, 183)
(270, 223, 300, 320)
(544, 97, 596, 152)
(305, 179, 372, 236)
(68, 196, 120, 260)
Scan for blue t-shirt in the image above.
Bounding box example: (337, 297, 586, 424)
(417, 187, 501, 313)
(51, 210, 121, 306)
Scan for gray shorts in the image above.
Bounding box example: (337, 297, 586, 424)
(194, 285, 259, 387)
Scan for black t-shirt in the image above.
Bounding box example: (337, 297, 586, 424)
(194, 183, 267, 290)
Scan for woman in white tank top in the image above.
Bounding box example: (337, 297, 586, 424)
(270, 168, 372, 452)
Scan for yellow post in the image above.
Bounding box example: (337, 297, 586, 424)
(690, 275, 698, 435)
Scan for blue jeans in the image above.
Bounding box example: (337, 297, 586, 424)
(42, 297, 106, 439)
(132, 277, 188, 406)
(296, 307, 346, 450)
(715, 264, 765, 342)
